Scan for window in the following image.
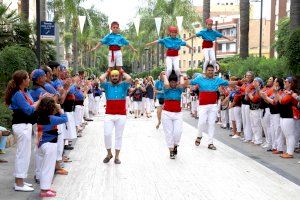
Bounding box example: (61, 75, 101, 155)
(198, 60, 201, 67)
(226, 3, 228, 5)
(230, 3, 233, 5)
(218, 44, 222, 51)
(183, 50, 186, 54)
(183, 34, 186, 38)
(198, 46, 201, 53)
(183, 60, 186, 68)
(179, 61, 181, 68)
(189, 61, 191, 67)
(189, 48, 192, 54)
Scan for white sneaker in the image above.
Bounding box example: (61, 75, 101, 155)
(24, 182, 33, 187)
(232, 135, 240, 139)
(14, 184, 34, 192)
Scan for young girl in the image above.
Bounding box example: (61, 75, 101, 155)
(146, 26, 194, 79)
(36, 97, 68, 197)
(161, 71, 186, 159)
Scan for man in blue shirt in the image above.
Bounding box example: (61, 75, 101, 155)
(91, 21, 137, 69)
(189, 65, 240, 150)
(154, 72, 165, 129)
(100, 68, 132, 164)
(185, 18, 233, 73)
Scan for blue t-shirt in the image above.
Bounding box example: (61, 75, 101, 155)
(163, 87, 184, 101)
(190, 76, 229, 92)
(100, 82, 130, 100)
(44, 82, 60, 96)
(10, 91, 35, 116)
(101, 33, 129, 47)
(38, 114, 68, 147)
(30, 87, 47, 102)
(74, 87, 84, 101)
(51, 78, 63, 90)
(195, 29, 223, 41)
(158, 37, 186, 50)
(155, 80, 164, 99)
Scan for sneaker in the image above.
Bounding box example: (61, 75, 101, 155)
(14, 184, 34, 192)
(24, 182, 33, 187)
(64, 145, 74, 150)
(232, 135, 240, 139)
(208, 144, 217, 150)
(114, 158, 121, 164)
(103, 155, 113, 163)
(173, 146, 178, 155)
(40, 190, 56, 198)
(170, 151, 175, 159)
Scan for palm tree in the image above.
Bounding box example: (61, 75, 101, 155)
(290, 0, 300, 30)
(239, 0, 249, 58)
(20, 0, 29, 20)
(202, 0, 210, 26)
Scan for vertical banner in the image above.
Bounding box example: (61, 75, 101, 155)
(155, 17, 162, 36)
(78, 16, 86, 33)
(133, 16, 141, 36)
(176, 16, 183, 33)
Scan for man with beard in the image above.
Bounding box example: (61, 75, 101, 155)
(100, 69, 131, 164)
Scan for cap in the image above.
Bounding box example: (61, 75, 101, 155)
(168, 26, 178, 33)
(31, 69, 46, 81)
(205, 18, 213, 24)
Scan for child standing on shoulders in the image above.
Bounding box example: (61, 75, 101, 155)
(146, 26, 194, 79)
(185, 18, 233, 73)
(91, 21, 137, 70)
(36, 97, 68, 198)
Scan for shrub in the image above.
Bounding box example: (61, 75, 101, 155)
(186, 68, 202, 78)
(286, 28, 300, 74)
(0, 45, 38, 84)
(0, 101, 12, 128)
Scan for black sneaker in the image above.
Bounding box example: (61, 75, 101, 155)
(64, 145, 74, 150)
(173, 146, 178, 155)
(170, 151, 175, 159)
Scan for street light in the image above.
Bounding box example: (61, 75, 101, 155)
(144, 48, 150, 75)
(36, 0, 41, 66)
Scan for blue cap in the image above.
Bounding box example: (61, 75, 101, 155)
(31, 69, 46, 81)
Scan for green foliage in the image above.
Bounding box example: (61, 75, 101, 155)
(186, 68, 202, 78)
(150, 66, 165, 79)
(285, 28, 300, 74)
(274, 18, 291, 58)
(0, 45, 38, 84)
(0, 101, 12, 128)
(219, 56, 291, 80)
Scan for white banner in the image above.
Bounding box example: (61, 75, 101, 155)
(78, 16, 86, 33)
(133, 16, 141, 36)
(176, 16, 183, 33)
(155, 17, 162, 36)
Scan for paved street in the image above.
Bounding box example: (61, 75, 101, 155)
(1, 110, 300, 200)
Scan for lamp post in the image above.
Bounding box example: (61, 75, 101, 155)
(144, 48, 150, 75)
(36, 0, 41, 66)
(259, 0, 263, 57)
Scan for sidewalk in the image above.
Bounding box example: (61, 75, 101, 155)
(1, 112, 300, 200)
(50, 114, 300, 200)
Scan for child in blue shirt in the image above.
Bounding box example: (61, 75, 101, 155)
(146, 26, 194, 80)
(185, 18, 233, 73)
(91, 21, 137, 70)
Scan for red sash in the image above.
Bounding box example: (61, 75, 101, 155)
(106, 100, 126, 115)
(66, 94, 75, 101)
(163, 100, 181, 112)
(109, 45, 121, 62)
(198, 91, 218, 105)
(166, 49, 179, 57)
(202, 40, 213, 49)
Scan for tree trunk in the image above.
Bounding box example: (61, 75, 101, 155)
(203, 0, 210, 26)
(72, 17, 79, 73)
(290, 0, 300, 30)
(21, 0, 29, 21)
(40, 0, 46, 21)
(239, 0, 249, 58)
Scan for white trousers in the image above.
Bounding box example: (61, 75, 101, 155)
(230, 107, 242, 132)
(203, 48, 217, 72)
(57, 123, 65, 160)
(64, 112, 77, 140)
(84, 97, 89, 118)
(33, 124, 42, 180)
(241, 104, 253, 141)
(270, 114, 284, 151)
(191, 98, 198, 115)
(126, 96, 132, 113)
(93, 96, 101, 115)
(133, 101, 142, 111)
(220, 109, 229, 128)
(104, 114, 127, 150)
(88, 93, 94, 112)
(75, 105, 84, 126)
(166, 56, 180, 78)
(197, 104, 218, 145)
(280, 118, 296, 155)
(162, 111, 183, 148)
(13, 123, 32, 178)
(250, 109, 263, 144)
(39, 142, 57, 190)
(294, 120, 300, 148)
(146, 98, 154, 113)
(261, 108, 272, 146)
(108, 50, 123, 67)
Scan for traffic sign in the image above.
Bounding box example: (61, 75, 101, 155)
(41, 21, 55, 41)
